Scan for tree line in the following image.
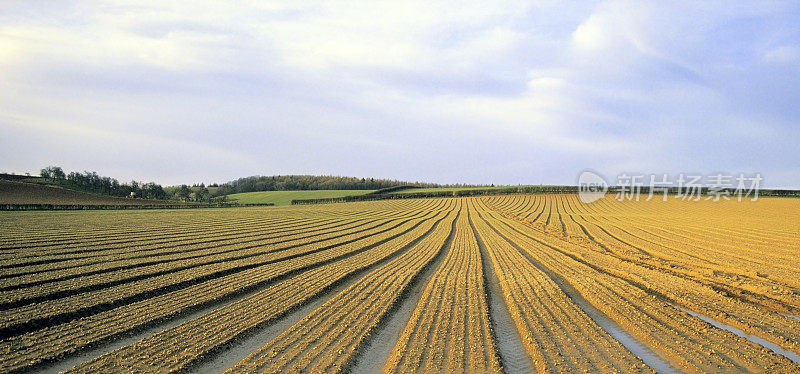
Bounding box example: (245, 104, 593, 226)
(40, 166, 168, 200)
(36, 167, 514, 202)
(211, 175, 443, 196)
(38, 166, 223, 202)
(164, 184, 212, 202)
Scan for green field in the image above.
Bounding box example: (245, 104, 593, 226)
(224, 190, 375, 205)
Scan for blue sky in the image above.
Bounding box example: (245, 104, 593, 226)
(1, 1, 798, 187)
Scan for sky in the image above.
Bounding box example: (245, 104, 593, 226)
(1, 1, 798, 187)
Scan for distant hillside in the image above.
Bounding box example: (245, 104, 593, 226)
(0, 180, 180, 206)
(213, 175, 441, 196)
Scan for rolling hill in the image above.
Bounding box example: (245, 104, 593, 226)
(0, 180, 180, 206)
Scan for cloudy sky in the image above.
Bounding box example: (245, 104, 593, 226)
(1, 1, 798, 187)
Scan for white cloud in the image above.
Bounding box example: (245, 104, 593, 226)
(763, 45, 800, 65)
(572, 13, 615, 51)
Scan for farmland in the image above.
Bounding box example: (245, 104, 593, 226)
(1, 195, 799, 373)
(224, 190, 375, 206)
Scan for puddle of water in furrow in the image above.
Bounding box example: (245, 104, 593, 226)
(784, 314, 800, 321)
(481, 209, 679, 374)
(344, 248, 446, 374)
(480, 253, 536, 374)
(469, 212, 535, 374)
(192, 211, 456, 374)
(676, 307, 800, 365)
(347, 210, 459, 374)
(553, 280, 680, 374)
(191, 277, 357, 374)
(36, 303, 216, 373)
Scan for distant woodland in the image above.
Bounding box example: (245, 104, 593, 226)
(28, 167, 462, 201)
(211, 175, 440, 196)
